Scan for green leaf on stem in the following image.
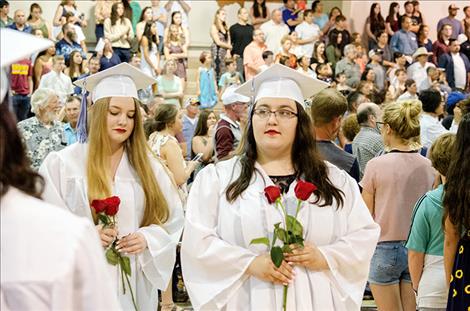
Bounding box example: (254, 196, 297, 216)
(274, 227, 288, 243)
(120, 256, 132, 276)
(250, 237, 270, 248)
(286, 215, 303, 236)
(271, 246, 284, 268)
(282, 244, 292, 253)
(98, 213, 110, 226)
(106, 248, 119, 265)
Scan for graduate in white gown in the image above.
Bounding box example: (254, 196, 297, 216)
(181, 64, 381, 311)
(38, 63, 185, 311)
(0, 29, 120, 310)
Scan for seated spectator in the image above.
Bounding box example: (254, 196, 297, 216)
(64, 50, 86, 82)
(315, 63, 333, 83)
(250, 0, 270, 30)
(55, 23, 86, 65)
(99, 38, 121, 71)
(353, 41, 369, 72)
(353, 103, 384, 178)
(325, 31, 342, 70)
(282, 0, 302, 33)
(192, 109, 217, 165)
(10, 56, 33, 122)
(259, 50, 274, 71)
(407, 47, 435, 89)
(310, 40, 327, 70)
(385, 2, 400, 36)
(38, 55, 74, 104)
(297, 54, 315, 79)
(372, 31, 394, 67)
(243, 29, 267, 80)
(419, 88, 456, 149)
(0, 0, 13, 28)
(417, 24, 432, 52)
(148, 104, 198, 187)
(104, 2, 133, 63)
(94, 0, 114, 40)
(140, 21, 160, 78)
(335, 72, 353, 95)
(327, 14, 350, 52)
(438, 38, 470, 91)
(347, 91, 368, 114)
(181, 97, 200, 160)
(214, 86, 249, 160)
(196, 51, 218, 109)
(218, 58, 243, 95)
(62, 95, 80, 145)
(295, 9, 320, 57)
(442, 91, 465, 130)
(398, 79, 419, 101)
(73, 55, 100, 95)
(27, 3, 51, 39)
(310, 88, 360, 182)
(260, 9, 289, 55)
(157, 59, 183, 107)
(135, 6, 153, 42)
(406, 133, 456, 311)
(17, 88, 66, 170)
(390, 15, 418, 56)
(335, 44, 361, 88)
(7, 9, 32, 33)
(361, 99, 434, 311)
(274, 35, 297, 68)
(388, 51, 407, 83)
(342, 113, 360, 154)
(164, 10, 190, 50)
(418, 66, 440, 92)
(365, 3, 386, 49)
(33, 45, 55, 90)
(164, 24, 188, 84)
(357, 80, 375, 101)
(367, 49, 386, 90)
(388, 69, 408, 100)
(432, 24, 452, 64)
(437, 4, 464, 39)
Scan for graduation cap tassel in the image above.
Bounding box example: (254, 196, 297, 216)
(76, 80, 88, 143)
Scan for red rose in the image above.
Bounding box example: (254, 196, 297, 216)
(294, 180, 317, 201)
(104, 196, 120, 216)
(91, 199, 106, 213)
(264, 186, 281, 204)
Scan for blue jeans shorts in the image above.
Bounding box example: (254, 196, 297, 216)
(368, 241, 411, 285)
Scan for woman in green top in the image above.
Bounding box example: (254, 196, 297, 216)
(325, 31, 342, 71)
(28, 3, 51, 39)
(156, 59, 183, 107)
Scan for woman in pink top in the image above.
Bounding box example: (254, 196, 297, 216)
(361, 100, 435, 311)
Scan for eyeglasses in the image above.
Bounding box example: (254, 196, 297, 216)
(253, 108, 298, 120)
(376, 121, 385, 131)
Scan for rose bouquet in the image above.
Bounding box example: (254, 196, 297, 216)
(250, 180, 317, 311)
(91, 196, 138, 311)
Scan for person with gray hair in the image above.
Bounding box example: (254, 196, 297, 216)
(352, 102, 384, 178)
(335, 44, 362, 88)
(17, 88, 66, 170)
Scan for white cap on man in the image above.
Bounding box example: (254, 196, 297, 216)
(221, 85, 250, 106)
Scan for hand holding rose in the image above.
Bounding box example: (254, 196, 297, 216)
(284, 243, 329, 271)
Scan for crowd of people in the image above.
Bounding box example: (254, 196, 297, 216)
(1, 0, 470, 310)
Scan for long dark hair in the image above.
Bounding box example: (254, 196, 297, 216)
(110, 2, 124, 26)
(443, 113, 470, 234)
(121, 0, 133, 21)
(387, 2, 399, 22)
(311, 0, 322, 13)
(28, 3, 42, 21)
(369, 3, 385, 35)
(311, 41, 326, 63)
(328, 31, 342, 49)
(153, 104, 178, 132)
(193, 110, 214, 137)
(252, 0, 267, 18)
(226, 102, 344, 207)
(142, 21, 158, 52)
(139, 6, 152, 23)
(0, 95, 44, 199)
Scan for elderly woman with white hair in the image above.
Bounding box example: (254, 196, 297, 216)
(17, 87, 66, 170)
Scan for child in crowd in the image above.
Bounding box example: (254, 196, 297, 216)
(196, 51, 218, 109)
(259, 50, 274, 71)
(335, 72, 352, 95)
(316, 63, 333, 83)
(218, 57, 243, 96)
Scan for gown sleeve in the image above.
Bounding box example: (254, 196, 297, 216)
(316, 171, 380, 308)
(38, 151, 68, 208)
(181, 164, 258, 311)
(136, 159, 185, 291)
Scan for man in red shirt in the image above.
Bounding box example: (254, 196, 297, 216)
(10, 58, 33, 121)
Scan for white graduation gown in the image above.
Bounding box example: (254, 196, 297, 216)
(1, 187, 121, 311)
(181, 157, 380, 311)
(38, 143, 184, 311)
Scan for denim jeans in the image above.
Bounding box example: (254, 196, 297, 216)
(12, 94, 31, 122)
(368, 241, 412, 285)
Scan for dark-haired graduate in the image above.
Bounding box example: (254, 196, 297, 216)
(181, 64, 380, 310)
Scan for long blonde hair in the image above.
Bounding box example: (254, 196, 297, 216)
(87, 97, 169, 226)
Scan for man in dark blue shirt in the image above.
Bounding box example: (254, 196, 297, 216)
(282, 0, 302, 33)
(55, 23, 86, 65)
(7, 9, 31, 33)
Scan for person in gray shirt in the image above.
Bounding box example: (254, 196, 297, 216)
(335, 44, 361, 88)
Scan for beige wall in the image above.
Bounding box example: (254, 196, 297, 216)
(17, 0, 468, 48)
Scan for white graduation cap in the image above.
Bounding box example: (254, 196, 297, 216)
(74, 62, 156, 103)
(234, 64, 330, 107)
(73, 63, 156, 143)
(1, 28, 53, 101)
(221, 84, 250, 106)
